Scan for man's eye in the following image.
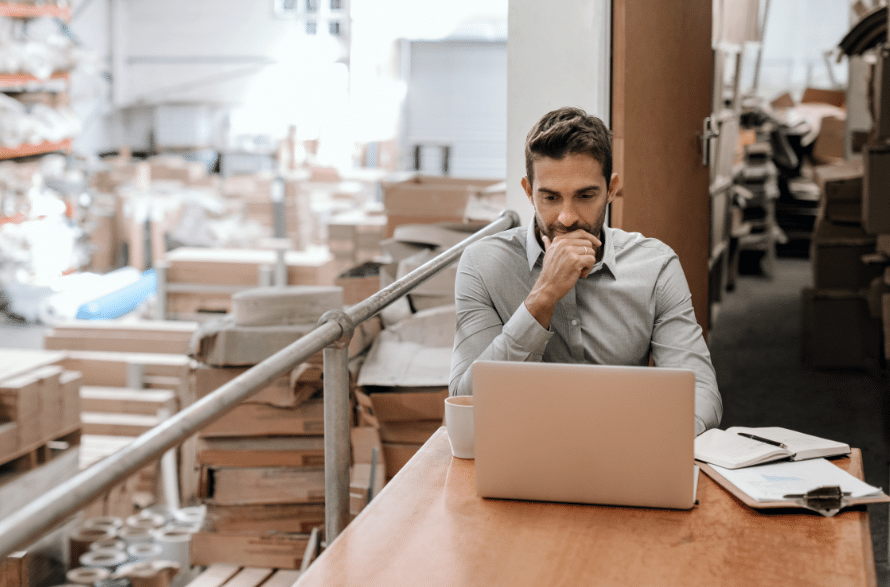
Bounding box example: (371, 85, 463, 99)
(580, 193, 595, 199)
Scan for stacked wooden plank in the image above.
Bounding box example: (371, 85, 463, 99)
(42, 321, 198, 510)
(0, 349, 81, 471)
(182, 564, 307, 587)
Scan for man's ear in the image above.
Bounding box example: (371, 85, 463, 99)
(607, 173, 620, 203)
(521, 176, 533, 203)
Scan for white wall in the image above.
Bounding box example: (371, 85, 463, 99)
(506, 0, 611, 225)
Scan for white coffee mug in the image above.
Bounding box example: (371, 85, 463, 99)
(445, 395, 474, 459)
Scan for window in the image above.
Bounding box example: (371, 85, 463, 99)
(306, 20, 317, 34)
(330, 0, 342, 9)
(329, 21, 340, 35)
(306, 0, 317, 12)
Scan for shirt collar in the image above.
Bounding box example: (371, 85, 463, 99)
(525, 222, 618, 278)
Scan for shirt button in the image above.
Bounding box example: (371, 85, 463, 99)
(571, 320, 578, 326)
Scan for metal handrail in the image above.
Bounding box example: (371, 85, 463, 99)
(0, 209, 520, 558)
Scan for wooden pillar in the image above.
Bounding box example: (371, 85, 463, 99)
(612, 0, 713, 332)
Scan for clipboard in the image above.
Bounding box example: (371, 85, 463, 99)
(697, 449, 890, 517)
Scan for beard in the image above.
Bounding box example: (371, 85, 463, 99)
(534, 206, 607, 248)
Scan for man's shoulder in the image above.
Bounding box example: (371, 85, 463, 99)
(609, 226, 677, 259)
(464, 225, 527, 259)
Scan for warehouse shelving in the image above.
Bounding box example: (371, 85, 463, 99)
(0, 2, 71, 20)
(0, 138, 71, 160)
(0, 4, 74, 159)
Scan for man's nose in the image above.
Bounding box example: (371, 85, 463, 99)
(558, 202, 579, 227)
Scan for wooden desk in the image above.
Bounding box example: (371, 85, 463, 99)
(295, 429, 878, 587)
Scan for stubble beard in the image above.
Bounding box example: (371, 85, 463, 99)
(534, 206, 607, 248)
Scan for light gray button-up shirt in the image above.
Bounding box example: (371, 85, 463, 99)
(449, 223, 722, 436)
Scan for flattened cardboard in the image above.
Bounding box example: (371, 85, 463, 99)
(190, 532, 309, 569)
(200, 399, 324, 437)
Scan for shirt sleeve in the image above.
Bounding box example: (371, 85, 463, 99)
(650, 254, 723, 436)
(449, 244, 552, 396)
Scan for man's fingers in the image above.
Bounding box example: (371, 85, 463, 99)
(542, 235, 552, 250)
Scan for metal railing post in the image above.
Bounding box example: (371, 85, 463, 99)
(318, 310, 355, 543)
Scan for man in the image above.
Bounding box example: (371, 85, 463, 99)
(449, 107, 722, 436)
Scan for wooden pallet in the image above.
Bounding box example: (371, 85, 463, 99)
(0, 425, 80, 475)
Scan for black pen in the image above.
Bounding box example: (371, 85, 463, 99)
(738, 433, 788, 450)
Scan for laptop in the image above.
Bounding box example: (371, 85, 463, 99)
(472, 360, 698, 510)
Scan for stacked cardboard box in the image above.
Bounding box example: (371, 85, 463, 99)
(222, 173, 315, 251)
(380, 223, 477, 312)
(162, 247, 337, 320)
(381, 174, 500, 237)
(326, 209, 387, 273)
(356, 306, 453, 479)
(189, 285, 356, 568)
(803, 162, 884, 368)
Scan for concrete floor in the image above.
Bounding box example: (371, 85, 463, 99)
(709, 257, 890, 585)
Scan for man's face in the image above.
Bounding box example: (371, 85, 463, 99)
(521, 153, 618, 246)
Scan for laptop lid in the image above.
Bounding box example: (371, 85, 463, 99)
(472, 360, 696, 510)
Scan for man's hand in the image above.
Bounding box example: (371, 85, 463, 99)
(525, 229, 600, 329)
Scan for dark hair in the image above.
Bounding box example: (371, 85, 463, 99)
(524, 107, 613, 188)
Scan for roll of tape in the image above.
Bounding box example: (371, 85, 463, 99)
(125, 513, 166, 531)
(152, 529, 191, 574)
(66, 567, 111, 585)
(172, 506, 205, 526)
(127, 543, 163, 562)
(79, 548, 129, 572)
(83, 516, 124, 533)
(69, 527, 116, 569)
(118, 526, 154, 545)
(89, 539, 126, 552)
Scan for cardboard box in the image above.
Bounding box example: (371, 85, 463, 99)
(336, 263, 382, 306)
(231, 286, 343, 327)
(0, 374, 41, 448)
(801, 87, 846, 108)
(801, 288, 881, 369)
(862, 142, 890, 234)
(44, 321, 197, 355)
(205, 466, 325, 505)
(190, 320, 318, 367)
(812, 115, 846, 164)
(59, 371, 82, 430)
(190, 532, 309, 569)
(813, 161, 863, 224)
(381, 442, 423, 479)
(165, 247, 336, 287)
(202, 503, 325, 534)
(377, 420, 441, 444)
(874, 46, 890, 140)
(192, 364, 316, 408)
(368, 389, 448, 422)
(810, 217, 879, 290)
(61, 351, 190, 389)
(200, 400, 324, 437)
(79, 386, 177, 415)
(382, 175, 500, 237)
(196, 436, 324, 468)
(0, 421, 18, 460)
